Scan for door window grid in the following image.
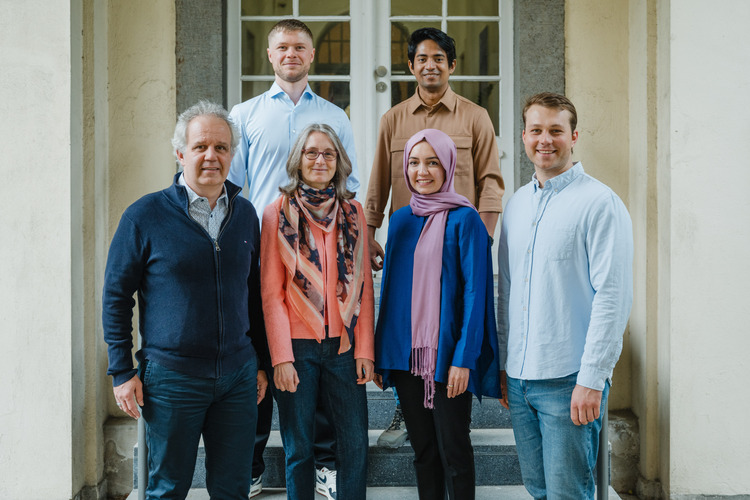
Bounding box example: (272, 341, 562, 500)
(234, 0, 352, 108)
(236, 0, 351, 85)
(228, 1, 506, 135)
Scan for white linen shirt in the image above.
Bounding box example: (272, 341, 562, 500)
(228, 82, 360, 223)
(497, 162, 633, 390)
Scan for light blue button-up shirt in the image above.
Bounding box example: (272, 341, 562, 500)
(497, 163, 633, 390)
(228, 82, 360, 222)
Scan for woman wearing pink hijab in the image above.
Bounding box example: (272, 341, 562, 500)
(374, 129, 501, 499)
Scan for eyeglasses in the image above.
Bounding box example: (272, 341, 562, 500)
(302, 149, 338, 161)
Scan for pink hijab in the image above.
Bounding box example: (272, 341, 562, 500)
(403, 129, 475, 408)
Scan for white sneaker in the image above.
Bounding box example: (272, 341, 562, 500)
(249, 474, 262, 498)
(315, 466, 337, 500)
(377, 405, 408, 448)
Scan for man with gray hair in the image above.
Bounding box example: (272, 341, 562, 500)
(102, 101, 270, 499)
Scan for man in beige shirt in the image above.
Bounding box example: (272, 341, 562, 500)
(365, 27, 504, 270)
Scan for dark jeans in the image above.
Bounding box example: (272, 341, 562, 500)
(392, 370, 475, 500)
(252, 383, 335, 477)
(272, 338, 368, 500)
(141, 358, 257, 499)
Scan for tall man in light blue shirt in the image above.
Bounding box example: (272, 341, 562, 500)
(228, 19, 360, 499)
(228, 21, 360, 222)
(497, 92, 633, 499)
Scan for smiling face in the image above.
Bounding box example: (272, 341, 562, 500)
(522, 104, 579, 185)
(177, 115, 233, 198)
(408, 39, 456, 94)
(267, 29, 315, 84)
(300, 131, 337, 190)
(407, 140, 446, 195)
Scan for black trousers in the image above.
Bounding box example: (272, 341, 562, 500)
(392, 370, 475, 500)
(252, 379, 336, 477)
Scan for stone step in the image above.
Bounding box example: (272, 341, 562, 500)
(365, 382, 512, 429)
(263, 382, 511, 430)
(126, 485, 622, 499)
(134, 429, 521, 489)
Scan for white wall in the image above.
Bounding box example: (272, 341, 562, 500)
(567, 1, 750, 495)
(628, 0, 661, 488)
(667, 1, 750, 495)
(0, 0, 76, 497)
(0, 0, 176, 496)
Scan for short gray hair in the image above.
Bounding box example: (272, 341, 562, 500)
(280, 123, 354, 200)
(171, 100, 240, 159)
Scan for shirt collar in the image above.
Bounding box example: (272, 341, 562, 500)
(269, 81, 314, 102)
(532, 162, 584, 192)
(178, 173, 228, 205)
(407, 85, 457, 114)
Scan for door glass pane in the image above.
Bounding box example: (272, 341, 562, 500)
(448, 21, 499, 76)
(391, 81, 416, 107)
(390, 21, 441, 75)
(392, 0, 441, 16)
(242, 81, 273, 103)
(448, 0, 498, 16)
(241, 21, 275, 76)
(241, 0, 291, 16)
(309, 21, 350, 76)
(450, 81, 499, 134)
(300, 0, 349, 16)
(309, 81, 350, 113)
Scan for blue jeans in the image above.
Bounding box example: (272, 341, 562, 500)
(251, 390, 336, 477)
(506, 373, 609, 500)
(141, 358, 258, 499)
(272, 338, 368, 500)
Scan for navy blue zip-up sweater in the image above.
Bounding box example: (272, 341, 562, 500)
(103, 174, 269, 387)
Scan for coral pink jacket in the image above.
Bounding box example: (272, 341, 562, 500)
(261, 196, 375, 367)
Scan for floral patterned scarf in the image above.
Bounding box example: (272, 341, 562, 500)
(277, 183, 365, 352)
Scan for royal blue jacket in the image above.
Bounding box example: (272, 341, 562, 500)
(375, 206, 501, 399)
(102, 173, 269, 386)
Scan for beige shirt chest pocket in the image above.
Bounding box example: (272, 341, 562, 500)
(389, 138, 410, 213)
(390, 138, 408, 179)
(451, 135, 476, 205)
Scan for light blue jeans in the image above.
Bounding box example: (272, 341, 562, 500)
(506, 373, 609, 500)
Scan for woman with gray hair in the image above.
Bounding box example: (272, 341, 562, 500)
(260, 123, 374, 500)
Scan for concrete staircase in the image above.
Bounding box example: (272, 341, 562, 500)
(133, 382, 522, 488)
(129, 386, 622, 498)
(128, 276, 622, 498)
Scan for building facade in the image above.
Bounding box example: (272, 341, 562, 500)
(1, 1, 748, 498)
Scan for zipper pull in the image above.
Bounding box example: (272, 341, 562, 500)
(214, 239, 220, 252)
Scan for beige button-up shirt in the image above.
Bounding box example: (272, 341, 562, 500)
(365, 87, 504, 228)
